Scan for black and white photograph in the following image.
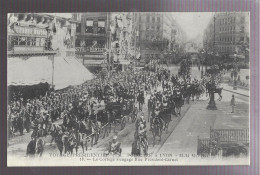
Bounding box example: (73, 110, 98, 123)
(7, 12, 250, 166)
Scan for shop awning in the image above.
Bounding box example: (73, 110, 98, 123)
(8, 56, 93, 90)
(8, 56, 52, 86)
(84, 60, 104, 67)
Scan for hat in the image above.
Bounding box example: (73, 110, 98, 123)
(113, 135, 117, 140)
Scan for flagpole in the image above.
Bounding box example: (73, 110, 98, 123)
(134, 12, 136, 75)
(51, 13, 56, 89)
(107, 12, 111, 79)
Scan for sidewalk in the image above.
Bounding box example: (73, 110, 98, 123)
(156, 100, 249, 155)
(222, 83, 249, 97)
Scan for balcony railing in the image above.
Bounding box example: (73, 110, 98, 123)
(75, 47, 105, 53)
(90, 47, 105, 52)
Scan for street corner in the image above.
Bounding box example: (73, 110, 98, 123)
(213, 101, 249, 129)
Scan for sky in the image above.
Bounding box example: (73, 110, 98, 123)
(44, 12, 213, 41)
(172, 12, 214, 41)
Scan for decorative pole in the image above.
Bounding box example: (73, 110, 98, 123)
(207, 15, 218, 110)
(233, 54, 238, 90)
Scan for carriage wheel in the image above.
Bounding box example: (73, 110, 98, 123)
(121, 117, 126, 130)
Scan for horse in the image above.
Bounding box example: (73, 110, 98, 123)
(96, 110, 110, 139)
(131, 134, 148, 156)
(70, 131, 87, 154)
(205, 83, 223, 101)
(78, 119, 96, 150)
(173, 96, 183, 116)
(194, 84, 205, 100)
(159, 107, 171, 133)
(62, 133, 76, 154)
(151, 115, 163, 146)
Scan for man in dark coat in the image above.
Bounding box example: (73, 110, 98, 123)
(16, 114, 24, 136)
(147, 97, 154, 122)
(26, 136, 36, 157)
(137, 91, 145, 111)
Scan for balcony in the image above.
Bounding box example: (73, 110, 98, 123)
(8, 45, 58, 57)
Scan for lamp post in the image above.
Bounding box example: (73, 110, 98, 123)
(233, 54, 238, 90)
(206, 14, 218, 110)
(207, 64, 219, 110)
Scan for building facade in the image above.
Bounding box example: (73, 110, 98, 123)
(7, 13, 92, 90)
(137, 12, 186, 64)
(137, 12, 164, 64)
(203, 12, 249, 59)
(73, 12, 108, 72)
(73, 12, 135, 72)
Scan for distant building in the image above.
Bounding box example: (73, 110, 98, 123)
(203, 12, 249, 60)
(136, 12, 186, 64)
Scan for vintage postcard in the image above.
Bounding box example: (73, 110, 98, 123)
(7, 12, 250, 166)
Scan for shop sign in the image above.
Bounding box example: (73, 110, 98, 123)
(13, 25, 47, 37)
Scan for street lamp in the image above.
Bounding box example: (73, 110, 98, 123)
(233, 54, 238, 90)
(206, 64, 219, 110)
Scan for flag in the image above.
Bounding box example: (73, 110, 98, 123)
(98, 21, 105, 27)
(52, 17, 57, 34)
(86, 20, 93, 26)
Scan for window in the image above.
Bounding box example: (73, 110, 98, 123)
(157, 17, 160, 22)
(86, 19, 94, 33)
(152, 17, 155, 22)
(157, 26, 160, 30)
(240, 37, 244, 41)
(146, 16, 150, 22)
(152, 25, 155, 30)
(97, 20, 106, 34)
(76, 23, 81, 33)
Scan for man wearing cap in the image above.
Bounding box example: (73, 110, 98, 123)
(108, 135, 121, 156)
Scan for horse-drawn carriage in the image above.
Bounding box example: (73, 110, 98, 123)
(105, 102, 128, 130)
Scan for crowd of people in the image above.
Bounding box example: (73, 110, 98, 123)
(8, 61, 210, 157)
